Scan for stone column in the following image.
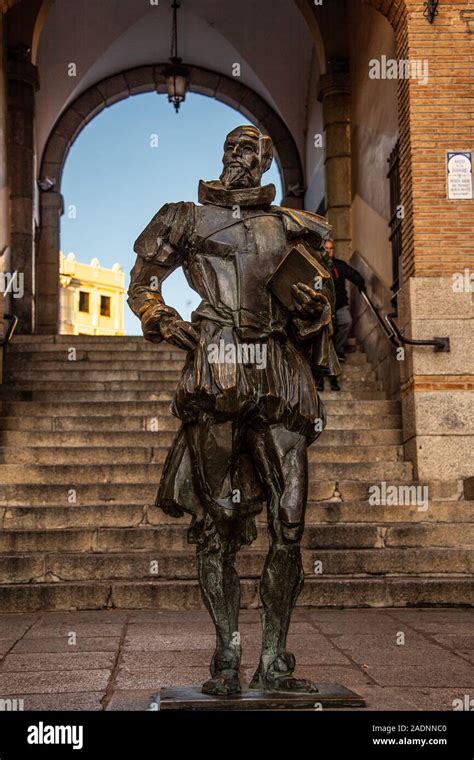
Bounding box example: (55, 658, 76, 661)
(6, 44, 38, 334)
(36, 191, 63, 334)
(318, 60, 352, 260)
(0, 13, 9, 377)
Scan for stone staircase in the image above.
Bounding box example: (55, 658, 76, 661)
(0, 335, 472, 612)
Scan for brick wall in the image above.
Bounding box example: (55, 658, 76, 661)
(364, 1, 473, 482)
(366, 0, 474, 279)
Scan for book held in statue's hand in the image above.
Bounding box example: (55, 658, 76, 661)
(266, 241, 331, 311)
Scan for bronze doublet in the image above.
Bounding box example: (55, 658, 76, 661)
(128, 183, 337, 535)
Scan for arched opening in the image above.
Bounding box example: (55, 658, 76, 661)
(36, 65, 302, 334)
(58, 90, 283, 336)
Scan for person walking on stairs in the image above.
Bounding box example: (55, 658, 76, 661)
(317, 238, 366, 392)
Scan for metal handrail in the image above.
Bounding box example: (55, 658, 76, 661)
(0, 314, 19, 346)
(359, 289, 399, 348)
(359, 289, 450, 353)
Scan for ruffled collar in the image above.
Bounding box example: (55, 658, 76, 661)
(198, 179, 276, 208)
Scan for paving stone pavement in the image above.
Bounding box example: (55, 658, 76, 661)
(0, 608, 472, 711)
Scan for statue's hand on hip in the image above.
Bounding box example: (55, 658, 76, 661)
(140, 307, 163, 344)
(159, 316, 200, 351)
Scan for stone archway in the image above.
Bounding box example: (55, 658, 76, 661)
(36, 64, 304, 334)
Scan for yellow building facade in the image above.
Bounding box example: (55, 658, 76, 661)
(59, 252, 125, 336)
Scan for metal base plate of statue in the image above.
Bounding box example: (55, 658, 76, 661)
(153, 684, 365, 711)
(129, 125, 352, 704)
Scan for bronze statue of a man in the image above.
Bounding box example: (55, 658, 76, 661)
(128, 125, 339, 697)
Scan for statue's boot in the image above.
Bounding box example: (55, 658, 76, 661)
(249, 650, 318, 694)
(202, 646, 242, 696)
(196, 522, 242, 697)
(248, 537, 318, 694)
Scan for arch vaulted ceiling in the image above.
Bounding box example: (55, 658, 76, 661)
(39, 64, 304, 202)
(35, 0, 320, 179)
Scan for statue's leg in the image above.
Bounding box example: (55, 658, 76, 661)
(247, 424, 318, 694)
(185, 418, 243, 696)
(197, 526, 242, 695)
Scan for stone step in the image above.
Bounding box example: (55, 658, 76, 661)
(4, 478, 456, 506)
(304, 498, 472, 522)
(7, 350, 369, 366)
(0, 424, 403, 447)
(0, 444, 404, 465)
(9, 335, 185, 347)
(0, 522, 471, 554)
(321, 390, 388, 400)
(7, 348, 186, 361)
(6, 345, 364, 360)
(7, 353, 370, 371)
(12, 369, 372, 390)
(0, 401, 193, 417)
(3, 501, 471, 531)
(0, 415, 402, 434)
(6, 364, 376, 382)
(7, 363, 189, 376)
(0, 389, 183, 402)
(4, 389, 389, 411)
(0, 416, 180, 434)
(8, 343, 361, 359)
(10, 336, 332, 350)
(0, 387, 386, 403)
(0, 461, 413, 484)
(0, 576, 471, 613)
(1, 546, 472, 584)
(6, 383, 377, 401)
(0, 399, 399, 416)
(0, 447, 158, 465)
(0, 414, 402, 432)
(7, 369, 186, 381)
(8, 334, 358, 349)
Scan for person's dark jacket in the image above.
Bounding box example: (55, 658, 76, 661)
(329, 258, 365, 310)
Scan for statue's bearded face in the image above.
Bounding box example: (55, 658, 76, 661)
(220, 133, 263, 189)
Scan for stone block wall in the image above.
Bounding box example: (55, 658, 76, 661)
(398, 277, 474, 482)
(0, 12, 9, 378)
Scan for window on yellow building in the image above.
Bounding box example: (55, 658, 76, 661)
(79, 291, 90, 313)
(100, 295, 112, 317)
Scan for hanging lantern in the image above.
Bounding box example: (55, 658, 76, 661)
(164, 2, 189, 113)
(164, 57, 189, 113)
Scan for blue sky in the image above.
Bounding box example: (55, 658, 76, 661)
(61, 92, 283, 334)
